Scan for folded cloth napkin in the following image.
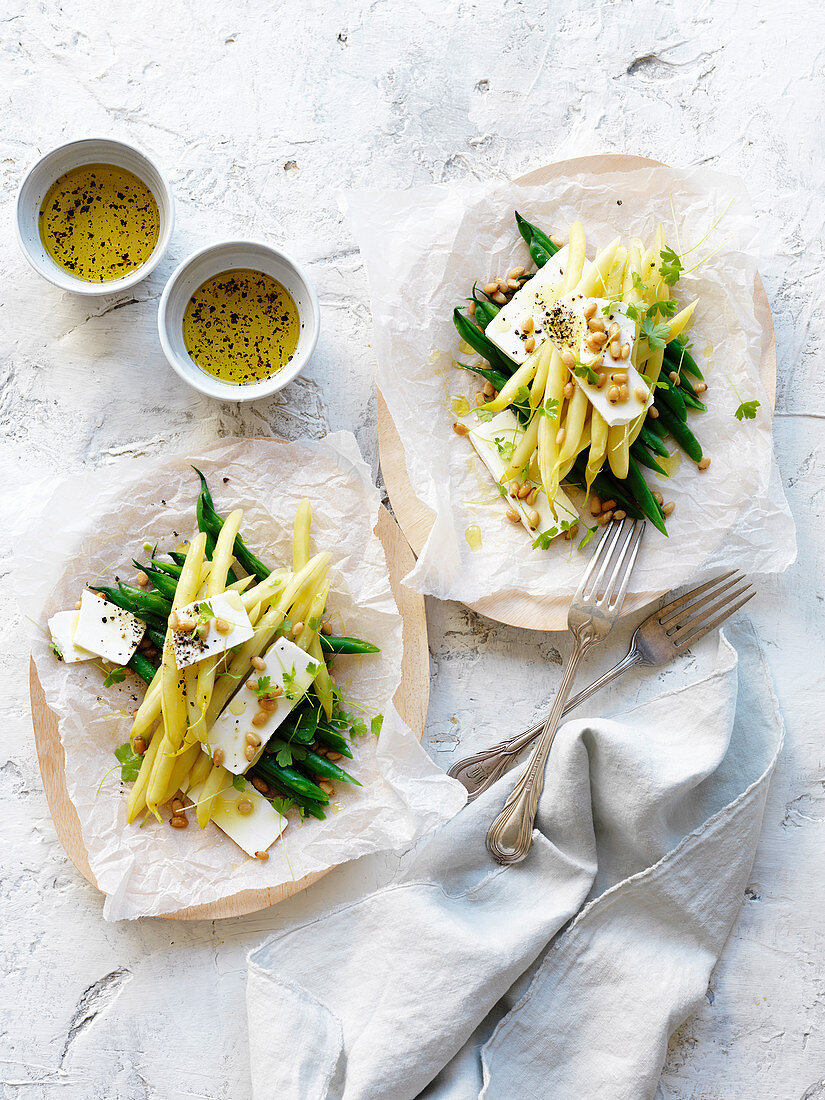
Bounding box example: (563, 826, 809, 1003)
(247, 622, 783, 1099)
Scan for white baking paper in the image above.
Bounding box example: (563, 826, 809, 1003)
(20, 434, 466, 920)
(346, 166, 796, 615)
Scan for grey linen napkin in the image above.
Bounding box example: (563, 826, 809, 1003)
(247, 622, 783, 1099)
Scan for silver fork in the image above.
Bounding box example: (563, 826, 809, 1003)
(486, 517, 645, 865)
(452, 570, 755, 803)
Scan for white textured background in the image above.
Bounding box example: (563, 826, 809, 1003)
(1, 2, 823, 1097)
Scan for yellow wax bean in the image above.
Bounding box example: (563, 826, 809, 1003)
(552, 385, 588, 480)
(586, 413, 609, 494)
(309, 635, 334, 719)
(127, 721, 163, 824)
(529, 340, 553, 410)
(481, 350, 540, 413)
(574, 237, 620, 298)
(196, 762, 230, 828)
(607, 423, 631, 480)
(564, 222, 587, 290)
(292, 499, 312, 570)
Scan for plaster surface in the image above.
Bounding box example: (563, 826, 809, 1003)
(0, 1, 823, 1097)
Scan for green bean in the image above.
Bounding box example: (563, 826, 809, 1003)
(146, 628, 166, 650)
(630, 441, 667, 477)
(452, 308, 517, 378)
(149, 558, 183, 579)
(656, 384, 687, 423)
(680, 389, 707, 413)
(470, 285, 500, 328)
(252, 755, 329, 804)
(193, 468, 268, 582)
(89, 585, 168, 632)
(665, 338, 703, 380)
(128, 652, 158, 684)
(266, 738, 361, 786)
(654, 403, 704, 464)
(319, 634, 380, 655)
(626, 455, 668, 535)
(117, 582, 173, 619)
(131, 561, 178, 601)
(313, 722, 354, 759)
(252, 770, 326, 819)
(567, 457, 642, 519)
(639, 424, 669, 458)
(278, 707, 323, 745)
(169, 550, 187, 568)
(514, 210, 559, 268)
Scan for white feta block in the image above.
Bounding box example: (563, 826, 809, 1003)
(73, 591, 145, 665)
(204, 637, 320, 774)
(484, 245, 571, 364)
(48, 610, 95, 663)
(468, 409, 579, 541)
(172, 590, 255, 670)
(187, 778, 287, 857)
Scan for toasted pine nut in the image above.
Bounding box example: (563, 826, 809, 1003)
(327, 752, 342, 762)
(596, 374, 608, 389)
(468, 300, 476, 317)
(620, 343, 630, 359)
(669, 371, 679, 383)
(527, 487, 539, 504)
(524, 335, 536, 353)
(608, 385, 620, 403)
(589, 330, 608, 347)
(135, 571, 149, 588)
(505, 507, 521, 523)
(588, 318, 606, 333)
(319, 781, 335, 796)
(521, 315, 534, 334)
(320, 621, 332, 636)
(635, 387, 648, 403)
(247, 678, 259, 691)
(175, 616, 196, 633)
(695, 382, 708, 394)
(561, 348, 576, 368)
(507, 279, 520, 290)
(171, 798, 185, 815)
(475, 392, 486, 406)
(648, 406, 659, 419)
(591, 353, 604, 369)
(598, 510, 614, 525)
(252, 710, 268, 728)
(612, 371, 628, 384)
(452, 421, 469, 436)
(563, 524, 579, 541)
(244, 744, 257, 762)
(235, 798, 253, 816)
(563, 382, 575, 399)
(613, 509, 627, 521)
(252, 776, 269, 794)
(698, 457, 711, 471)
(170, 815, 188, 829)
(74, 599, 82, 610)
(590, 495, 602, 516)
(251, 655, 266, 671)
(483, 380, 495, 398)
(555, 427, 566, 446)
(662, 501, 676, 516)
(212, 748, 224, 766)
(484, 282, 498, 294)
(583, 301, 598, 320)
(497, 277, 509, 292)
(517, 483, 532, 499)
(133, 736, 147, 755)
(550, 234, 563, 247)
(619, 384, 629, 401)
(509, 266, 525, 279)
(653, 490, 664, 505)
(609, 341, 621, 359)
(246, 730, 262, 746)
(260, 698, 278, 712)
(608, 322, 620, 340)
(527, 509, 541, 530)
(509, 482, 519, 498)
(255, 850, 270, 861)
(492, 291, 507, 304)
(214, 617, 231, 635)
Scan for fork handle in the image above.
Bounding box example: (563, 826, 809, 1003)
(486, 637, 590, 865)
(449, 645, 643, 801)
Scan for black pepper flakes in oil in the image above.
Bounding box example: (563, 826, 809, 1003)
(181, 268, 300, 386)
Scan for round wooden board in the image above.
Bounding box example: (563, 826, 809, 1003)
(29, 504, 428, 921)
(377, 153, 778, 631)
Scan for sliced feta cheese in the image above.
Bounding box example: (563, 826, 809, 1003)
(186, 777, 287, 857)
(484, 245, 570, 365)
(204, 637, 320, 774)
(468, 410, 579, 542)
(73, 591, 145, 665)
(171, 590, 255, 670)
(48, 610, 95, 663)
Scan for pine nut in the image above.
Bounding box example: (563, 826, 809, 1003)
(453, 421, 469, 436)
(527, 509, 541, 530)
(214, 617, 231, 635)
(252, 776, 269, 794)
(524, 335, 536, 353)
(635, 387, 648, 402)
(468, 300, 476, 317)
(653, 491, 664, 505)
(662, 501, 676, 516)
(698, 457, 711, 471)
(509, 482, 519, 498)
(648, 406, 659, 419)
(695, 382, 708, 394)
(669, 371, 679, 384)
(327, 752, 342, 761)
(527, 487, 539, 504)
(319, 781, 335, 796)
(133, 737, 147, 755)
(484, 282, 498, 294)
(608, 322, 620, 341)
(550, 234, 563, 247)
(517, 483, 532, 499)
(588, 318, 606, 333)
(563, 382, 575, 398)
(561, 348, 576, 368)
(135, 571, 149, 587)
(602, 499, 617, 511)
(507, 279, 520, 290)
(475, 392, 486, 406)
(237, 799, 254, 815)
(74, 599, 82, 610)
(509, 266, 525, 279)
(497, 277, 509, 292)
(522, 315, 534, 334)
(251, 656, 266, 670)
(506, 507, 520, 523)
(171, 798, 185, 814)
(613, 509, 627, 521)
(255, 850, 269, 861)
(555, 427, 566, 446)
(612, 371, 628, 383)
(212, 748, 224, 766)
(583, 301, 598, 320)
(252, 710, 268, 728)
(175, 616, 196, 633)
(320, 622, 333, 636)
(620, 343, 631, 359)
(619, 384, 629, 401)
(598, 510, 614, 525)
(564, 524, 579, 541)
(291, 621, 305, 638)
(609, 341, 622, 359)
(591, 354, 604, 369)
(170, 815, 188, 829)
(247, 678, 259, 691)
(596, 374, 608, 389)
(483, 380, 495, 397)
(608, 385, 620, 403)
(244, 744, 257, 762)
(589, 331, 608, 348)
(246, 730, 262, 746)
(492, 291, 507, 304)
(590, 495, 602, 516)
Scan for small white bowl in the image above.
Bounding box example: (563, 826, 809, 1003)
(15, 137, 174, 295)
(157, 240, 320, 401)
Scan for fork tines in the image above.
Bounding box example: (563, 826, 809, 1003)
(659, 569, 755, 649)
(579, 518, 646, 610)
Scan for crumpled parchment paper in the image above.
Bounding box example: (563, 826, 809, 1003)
(21, 434, 465, 921)
(345, 165, 796, 610)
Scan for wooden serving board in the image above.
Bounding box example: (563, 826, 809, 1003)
(377, 153, 778, 631)
(29, 504, 428, 921)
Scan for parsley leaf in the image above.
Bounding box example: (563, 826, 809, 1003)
(114, 742, 142, 783)
(474, 406, 497, 422)
(646, 298, 678, 318)
(532, 528, 557, 550)
(232, 773, 246, 791)
(624, 302, 641, 323)
(735, 399, 760, 421)
(371, 714, 384, 738)
(659, 246, 683, 287)
(513, 384, 532, 406)
(574, 363, 600, 385)
(640, 316, 670, 349)
(195, 599, 215, 638)
(535, 396, 560, 418)
(578, 524, 598, 551)
(270, 796, 293, 817)
(253, 675, 273, 698)
(103, 667, 127, 687)
(275, 744, 293, 767)
(640, 373, 669, 392)
(492, 435, 516, 461)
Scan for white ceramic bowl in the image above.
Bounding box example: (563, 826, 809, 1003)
(157, 240, 320, 401)
(15, 137, 174, 295)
